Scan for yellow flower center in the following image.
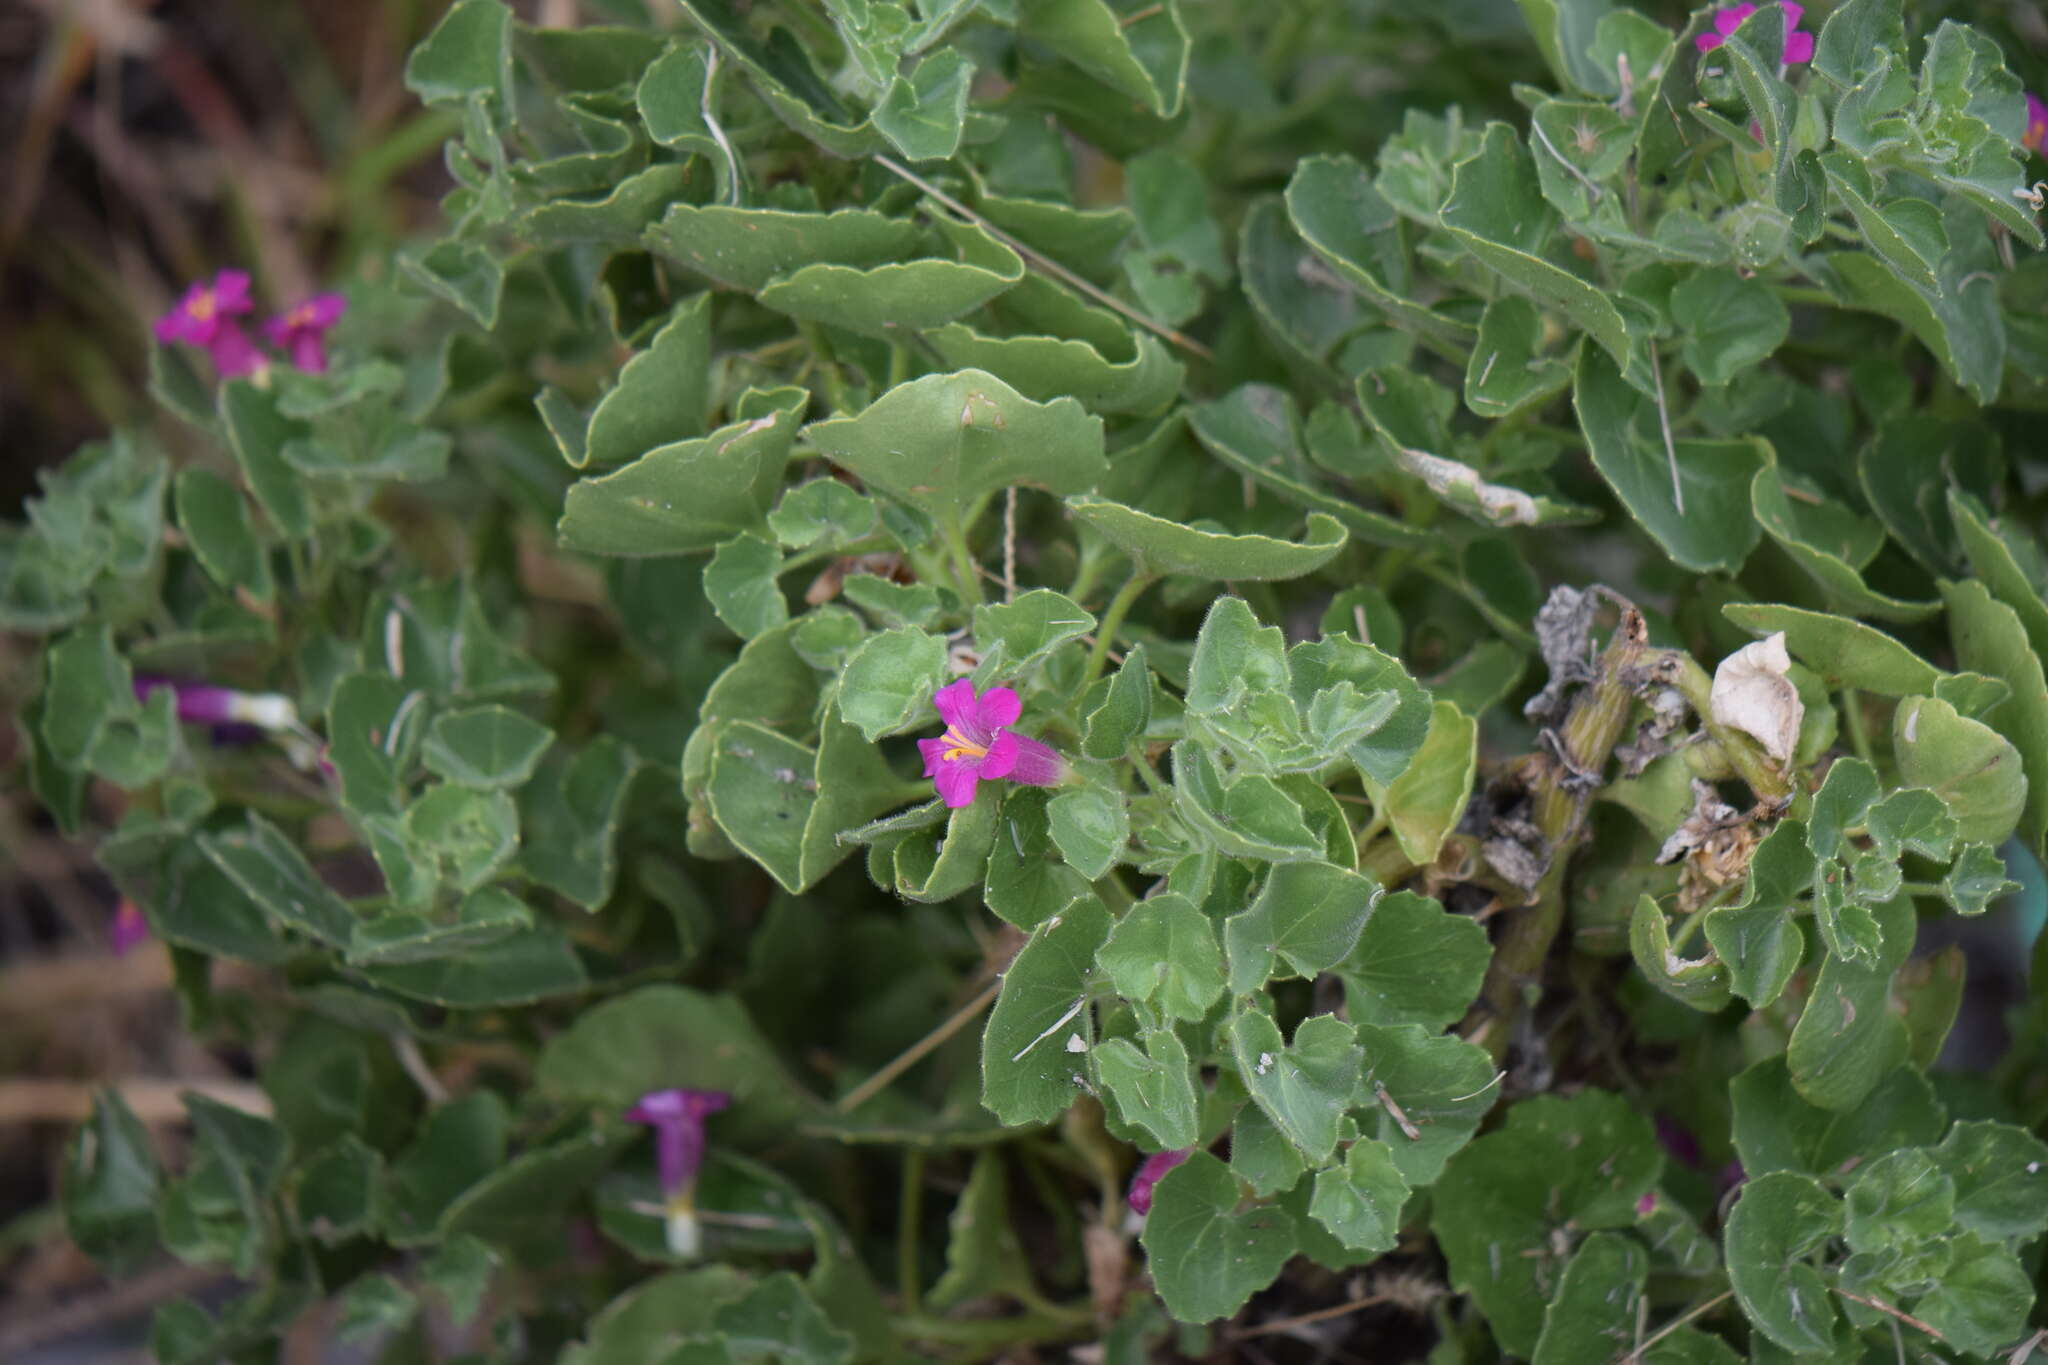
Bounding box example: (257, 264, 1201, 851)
(190, 291, 216, 321)
(940, 727, 988, 762)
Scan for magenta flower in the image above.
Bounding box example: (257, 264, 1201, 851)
(1695, 2, 1813, 64)
(916, 679, 1064, 809)
(109, 900, 149, 957)
(264, 293, 347, 374)
(1128, 1148, 1192, 1215)
(135, 677, 299, 732)
(625, 1088, 731, 1257)
(2026, 93, 2047, 155)
(155, 270, 264, 377)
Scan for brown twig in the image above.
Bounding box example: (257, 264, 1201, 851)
(0, 1078, 273, 1124)
(0, 1263, 225, 1357)
(1624, 1289, 1732, 1360)
(834, 977, 1001, 1113)
(1833, 1288, 1950, 1347)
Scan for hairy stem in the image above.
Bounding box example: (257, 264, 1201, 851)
(1080, 568, 1154, 692)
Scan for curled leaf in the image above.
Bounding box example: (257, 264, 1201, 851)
(1710, 632, 1803, 764)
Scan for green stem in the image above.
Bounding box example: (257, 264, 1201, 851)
(941, 512, 983, 607)
(1841, 687, 1876, 769)
(1898, 881, 1944, 898)
(1080, 569, 1154, 691)
(898, 1150, 925, 1318)
(1468, 608, 1654, 1063)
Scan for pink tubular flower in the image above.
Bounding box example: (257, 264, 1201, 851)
(135, 677, 299, 732)
(264, 293, 346, 374)
(2026, 93, 2047, 155)
(916, 679, 1064, 809)
(156, 270, 264, 377)
(1128, 1148, 1192, 1216)
(626, 1088, 731, 1257)
(110, 900, 149, 957)
(1695, 3, 1813, 65)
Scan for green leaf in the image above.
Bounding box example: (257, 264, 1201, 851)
(346, 887, 532, 966)
(1095, 891, 1225, 1023)
(1731, 1056, 1945, 1180)
(1466, 295, 1572, 419)
(294, 1138, 383, 1245)
(1440, 124, 1639, 382)
(1227, 1008, 1362, 1165)
(1721, 603, 1940, 695)
(399, 239, 505, 329)
(405, 783, 520, 893)
(980, 894, 1110, 1126)
(353, 919, 586, 1008)
(421, 705, 554, 789)
(580, 295, 712, 468)
(1224, 861, 1378, 995)
(1930, 1120, 2048, 1242)
(1751, 465, 1938, 623)
(197, 814, 355, 947)
(756, 219, 1025, 336)
(973, 589, 1096, 675)
(1629, 894, 1734, 1012)
(646, 205, 915, 293)
(1788, 893, 1913, 1110)
(404, 0, 509, 106)
(174, 468, 272, 601)
(1813, 0, 1903, 88)
(1894, 695, 2027, 846)
(1911, 1233, 2033, 1357)
(808, 371, 1106, 528)
(768, 479, 879, 551)
(1942, 577, 2048, 852)
(558, 391, 806, 556)
(1827, 250, 2004, 405)
(1434, 1090, 1661, 1357)
(704, 532, 789, 639)
(334, 1274, 418, 1343)
(1356, 1022, 1498, 1186)
(1531, 1232, 1649, 1365)
(1065, 495, 1348, 582)
(925, 320, 1182, 419)
(515, 737, 640, 910)
(1843, 1148, 1954, 1254)
(1308, 1139, 1411, 1256)
(64, 1089, 161, 1272)
(873, 48, 974, 162)
(1337, 891, 1490, 1030)
(1186, 596, 1289, 716)
(1094, 1028, 1199, 1151)
(1365, 700, 1476, 865)
(1943, 842, 2018, 915)
(1141, 1150, 1297, 1322)
(1726, 1171, 1845, 1355)
(1671, 269, 1789, 386)
(1047, 786, 1127, 880)
(536, 984, 812, 1141)
(1289, 635, 1432, 786)
(983, 789, 1094, 930)
(927, 1153, 1038, 1312)
(1017, 0, 1189, 119)
(1575, 347, 1765, 574)
(1821, 153, 1945, 290)
(438, 1122, 636, 1244)
(1081, 645, 1151, 761)
(838, 627, 949, 742)
(1285, 154, 1475, 349)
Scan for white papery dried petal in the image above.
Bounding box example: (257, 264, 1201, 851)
(1710, 632, 1803, 764)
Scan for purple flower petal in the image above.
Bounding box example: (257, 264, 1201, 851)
(208, 325, 265, 378)
(211, 270, 253, 316)
(931, 678, 983, 736)
(110, 901, 150, 957)
(1128, 1148, 1192, 1215)
(1779, 2, 1803, 30)
(999, 733, 1064, 787)
(2025, 92, 2047, 152)
(917, 736, 950, 778)
(974, 686, 1022, 731)
(1783, 29, 1814, 64)
(1694, 30, 1725, 53)
(626, 1088, 731, 1199)
(933, 759, 980, 808)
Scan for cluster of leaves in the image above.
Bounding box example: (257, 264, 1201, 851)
(12, 0, 2048, 1359)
